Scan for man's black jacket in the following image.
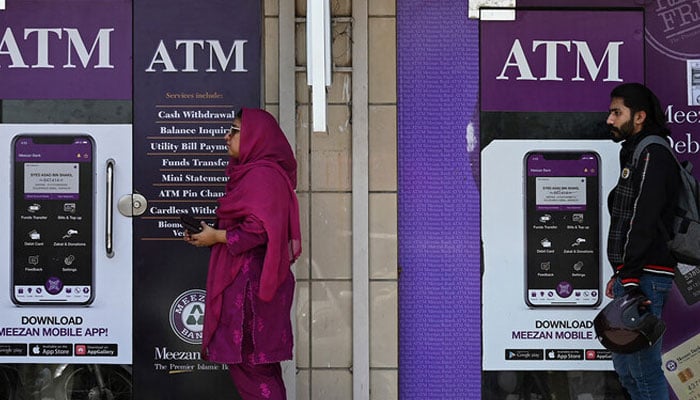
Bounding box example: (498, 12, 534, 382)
(607, 128, 681, 288)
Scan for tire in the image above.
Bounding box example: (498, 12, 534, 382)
(0, 366, 18, 400)
(54, 365, 132, 400)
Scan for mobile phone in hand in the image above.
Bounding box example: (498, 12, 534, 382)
(180, 215, 203, 233)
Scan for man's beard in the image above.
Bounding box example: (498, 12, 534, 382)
(609, 119, 635, 143)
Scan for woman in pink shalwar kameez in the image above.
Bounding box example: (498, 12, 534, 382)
(184, 108, 301, 400)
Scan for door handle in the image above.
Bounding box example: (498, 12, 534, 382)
(105, 159, 115, 258)
(118, 193, 148, 217)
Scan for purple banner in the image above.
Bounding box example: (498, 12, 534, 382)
(0, 0, 132, 99)
(480, 9, 644, 112)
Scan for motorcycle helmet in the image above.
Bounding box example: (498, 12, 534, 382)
(593, 291, 666, 353)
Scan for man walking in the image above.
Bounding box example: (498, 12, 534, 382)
(605, 82, 680, 400)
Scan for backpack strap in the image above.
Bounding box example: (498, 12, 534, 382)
(630, 135, 682, 242)
(631, 135, 675, 168)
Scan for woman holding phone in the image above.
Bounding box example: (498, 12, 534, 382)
(184, 108, 301, 399)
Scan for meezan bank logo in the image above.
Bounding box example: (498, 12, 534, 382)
(169, 289, 206, 345)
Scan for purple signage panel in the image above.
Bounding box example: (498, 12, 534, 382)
(0, 0, 132, 99)
(480, 9, 644, 112)
(133, 1, 261, 399)
(398, 2, 481, 399)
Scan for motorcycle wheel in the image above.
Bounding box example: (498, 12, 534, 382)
(54, 365, 132, 400)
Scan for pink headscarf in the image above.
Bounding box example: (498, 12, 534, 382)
(202, 108, 301, 353)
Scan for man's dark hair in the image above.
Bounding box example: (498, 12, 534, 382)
(610, 83, 669, 135)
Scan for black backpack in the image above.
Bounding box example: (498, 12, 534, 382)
(632, 135, 700, 265)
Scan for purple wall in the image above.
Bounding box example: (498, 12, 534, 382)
(398, 2, 481, 398)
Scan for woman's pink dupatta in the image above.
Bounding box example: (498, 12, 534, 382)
(202, 109, 301, 356)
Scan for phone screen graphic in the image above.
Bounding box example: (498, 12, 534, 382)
(12, 135, 94, 305)
(524, 151, 600, 307)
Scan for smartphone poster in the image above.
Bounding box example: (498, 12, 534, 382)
(0, 125, 133, 364)
(12, 135, 95, 306)
(479, 7, 645, 372)
(524, 151, 601, 307)
(482, 140, 619, 370)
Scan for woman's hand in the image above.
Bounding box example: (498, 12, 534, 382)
(183, 222, 226, 247)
